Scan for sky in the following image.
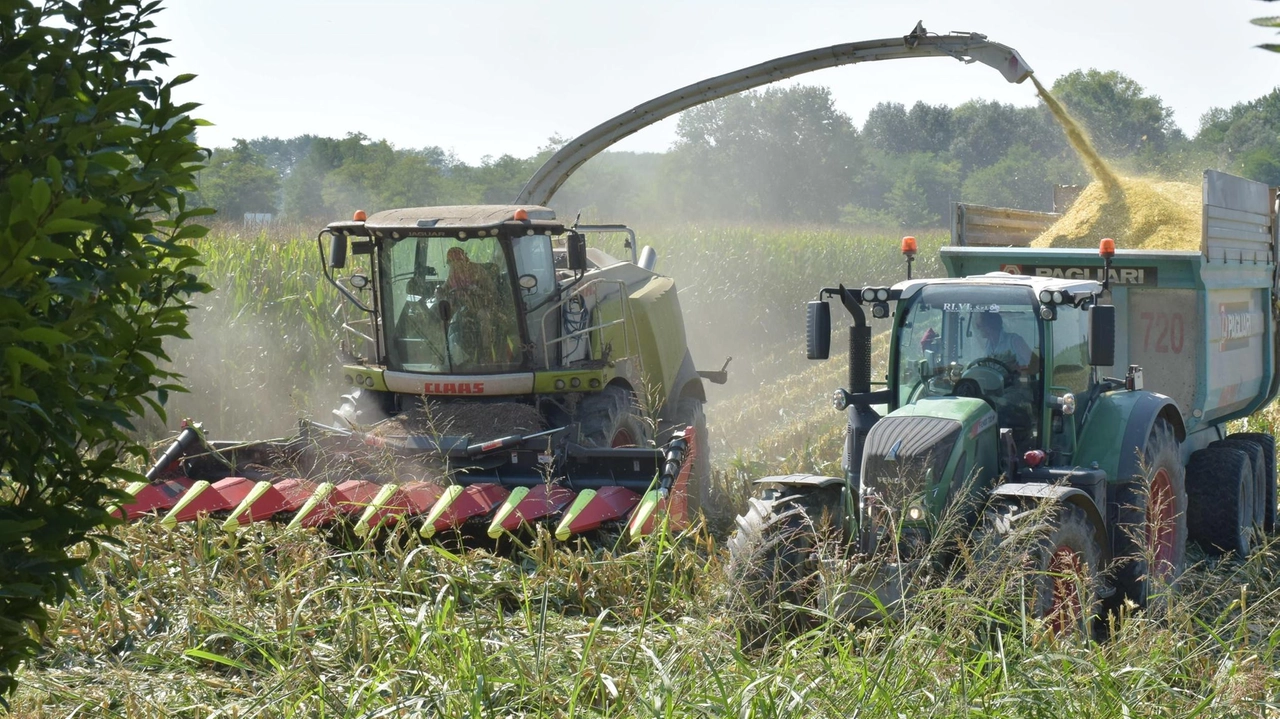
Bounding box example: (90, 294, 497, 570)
(155, 0, 1280, 164)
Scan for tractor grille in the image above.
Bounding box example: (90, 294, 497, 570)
(861, 416, 961, 510)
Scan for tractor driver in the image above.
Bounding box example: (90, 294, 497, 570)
(971, 310, 1038, 441)
(973, 310, 1033, 373)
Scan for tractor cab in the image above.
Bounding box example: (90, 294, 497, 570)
(888, 273, 1103, 455)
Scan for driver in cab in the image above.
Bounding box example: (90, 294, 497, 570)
(974, 310, 1032, 373)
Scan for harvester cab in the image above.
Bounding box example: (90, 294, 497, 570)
(319, 205, 713, 453)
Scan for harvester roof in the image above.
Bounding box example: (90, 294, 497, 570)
(364, 205, 564, 234)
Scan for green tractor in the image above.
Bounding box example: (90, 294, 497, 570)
(729, 170, 1280, 631)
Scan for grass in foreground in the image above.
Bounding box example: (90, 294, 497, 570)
(10, 516, 1280, 717)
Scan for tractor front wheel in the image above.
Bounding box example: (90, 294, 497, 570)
(974, 499, 1104, 638)
(725, 485, 842, 642)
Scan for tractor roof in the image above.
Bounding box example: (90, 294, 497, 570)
(364, 205, 563, 233)
(895, 271, 1102, 300)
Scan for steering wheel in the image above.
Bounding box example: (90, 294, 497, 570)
(964, 357, 1019, 388)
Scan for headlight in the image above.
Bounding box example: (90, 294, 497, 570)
(832, 389, 850, 411)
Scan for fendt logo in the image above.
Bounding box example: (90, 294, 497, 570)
(423, 381, 486, 395)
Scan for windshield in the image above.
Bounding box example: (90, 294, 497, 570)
(382, 235, 523, 373)
(896, 284, 1043, 444)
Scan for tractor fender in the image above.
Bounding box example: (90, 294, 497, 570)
(989, 482, 1111, 566)
(753, 474, 844, 489)
(1075, 390, 1185, 486)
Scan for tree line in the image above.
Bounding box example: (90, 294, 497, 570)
(199, 69, 1280, 229)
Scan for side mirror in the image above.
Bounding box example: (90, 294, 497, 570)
(1088, 304, 1116, 366)
(329, 233, 348, 269)
(566, 233, 588, 272)
(807, 301, 831, 360)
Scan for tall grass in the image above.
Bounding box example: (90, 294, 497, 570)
(11, 518, 1280, 716)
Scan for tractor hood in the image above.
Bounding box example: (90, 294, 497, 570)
(861, 397, 997, 515)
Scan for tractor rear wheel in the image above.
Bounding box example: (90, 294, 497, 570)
(579, 385, 649, 448)
(1227, 432, 1277, 533)
(1186, 446, 1256, 557)
(1114, 418, 1187, 608)
(725, 485, 842, 641)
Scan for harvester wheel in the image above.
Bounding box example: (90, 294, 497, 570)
(1211, 438, 1266, 535)
(675, 396, 713, 521)
(975, 499, 1103, 638)
(1227, 432, 1276, 533)
(579, 385, 649, 448)
(1114, 418, 1187, 608)
(1186, 446, 1255, 557)
(725, 486, 842, 642)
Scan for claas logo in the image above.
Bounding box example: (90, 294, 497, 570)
(424, 382, 486, 395)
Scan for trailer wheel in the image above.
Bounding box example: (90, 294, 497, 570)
(974, 500, 1103, 638)
(1227, 432, 1276, 533)
(1186, 446, 1255, 557)
(725, 486, 841, 641)
(1114, 418, 1187, 608)
(1211, 439, 1266, 536)
(675, 396, 714, 522)
(579, 385, 650, 448)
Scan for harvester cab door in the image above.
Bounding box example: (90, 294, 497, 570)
(510, 233, 557, 360)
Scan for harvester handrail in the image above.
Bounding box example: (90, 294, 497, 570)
(541, 278, 638, 370)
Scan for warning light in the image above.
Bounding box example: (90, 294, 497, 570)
(1099, 237, 1116, 258)
(901, 236, 917, 256)
(353, 210, 367, 222)
(513, 208, 529, 221)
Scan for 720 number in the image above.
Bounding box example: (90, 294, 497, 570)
(1140, 311, 1184, 354)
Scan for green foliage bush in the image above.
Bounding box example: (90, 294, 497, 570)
(0, 0, 211, 698)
